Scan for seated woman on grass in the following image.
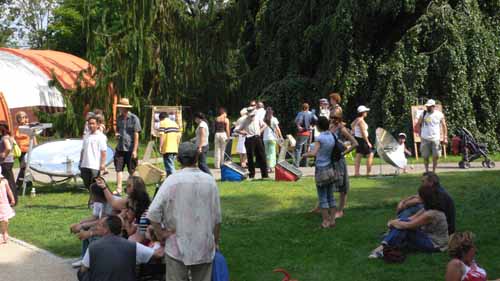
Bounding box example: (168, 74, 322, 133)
(369, 183, 449, 258)
(101, 176, 151, 243)
(446, 231, 499, 281)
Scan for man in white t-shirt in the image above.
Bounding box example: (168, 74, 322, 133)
(416, 99, 448, 173)
(255, 101, 266, 121)
(80, 116, 108, 189)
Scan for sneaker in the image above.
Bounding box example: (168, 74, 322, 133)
(368, 250, 383, 259)
(71, 260, 83, 268)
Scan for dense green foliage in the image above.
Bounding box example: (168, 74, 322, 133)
(10, 172, 500, 280)
(10, 0, 500, 147)
(238, 0, 500, 149)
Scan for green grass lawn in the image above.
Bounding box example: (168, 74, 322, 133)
(9, 171, 500, 280)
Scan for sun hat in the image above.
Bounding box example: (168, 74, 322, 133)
(398, 133, 407, 138)
(357, 105, 370, 113)
(319, 98, 328, 104)
(116, 98, 133, 108)
(425, 99, 436, 107)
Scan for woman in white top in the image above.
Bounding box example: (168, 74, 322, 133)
(351, 105, 374, 176)
(446, 231, 498, 281)
(263, 107, 282, 172)
(235, 108, 248, 168)
(194, 112, 211, 175)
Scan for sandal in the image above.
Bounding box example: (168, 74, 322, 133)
(320, 221, 330, 229)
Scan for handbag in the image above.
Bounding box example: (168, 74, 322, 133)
(11, 138, 22, 158)
(382, 245, 406, 263)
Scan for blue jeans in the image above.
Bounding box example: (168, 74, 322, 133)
(316, 182, 336, 209)
(163, 153, 176, 176)
(397, 204, 424, 219)
(198, 145, 212, 175)
(81, 235, 100, 258)
(382, 218, 438, 252)
(294, 135, 310, 167)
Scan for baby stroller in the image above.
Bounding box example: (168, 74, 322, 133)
(455, 128, 495, 169)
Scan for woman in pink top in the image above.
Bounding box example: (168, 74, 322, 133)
(446, 231, 499, 281)
(0, 167, 15, 244)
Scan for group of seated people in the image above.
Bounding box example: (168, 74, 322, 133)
(69, 175, 164, 280)
(369, 172, 498, 281)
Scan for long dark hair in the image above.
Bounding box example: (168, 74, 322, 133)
(0, 122, 11, 136)
(127, 176, 151, 221)
(418, 184, 440, 210)
(194, 112, 207, 123)
(264, 107, 274, 127)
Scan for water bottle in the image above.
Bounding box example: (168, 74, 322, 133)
(30, 188, 36, 197)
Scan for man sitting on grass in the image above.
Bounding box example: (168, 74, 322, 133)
(395, 172, 456, 235)
(78, 215, 163, 281)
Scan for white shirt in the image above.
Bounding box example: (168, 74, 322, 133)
(195, 121, 209, 147)
(236, 116, 265, 137)
(82, 240, 154, 267)
(420, 110, 444, 141)
(147, 167, 222, 266)
(263, 117, 279, 141)
(255, 108, 266, 121)
(81, 131, 107, 170)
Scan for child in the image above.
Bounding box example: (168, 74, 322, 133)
(398, 133, 413, 173)
(0, 167, 15, 244)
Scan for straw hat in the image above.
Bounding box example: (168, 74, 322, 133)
(116, 98, 133, 108)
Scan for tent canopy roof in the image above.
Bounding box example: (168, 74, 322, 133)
(0, 48, 95, 90)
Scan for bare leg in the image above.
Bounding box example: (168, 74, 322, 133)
(424, 157, 430, 173)
(329, 207, 337, 227)
(320, 208, 330, 228)
(354, 154, 362, 176)
(0, 221, 7, 243)
(240, 154, 247, 168)
(366, 152, 374, 176)
(336, 192, 347, 218)
(432, 155, 439, 173)
(116, 171, 123, 193)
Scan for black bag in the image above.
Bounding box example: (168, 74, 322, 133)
(382, 245, 406, 263)
(330, 132, 346, 162)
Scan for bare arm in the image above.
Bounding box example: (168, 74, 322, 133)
(214, 223, 221, 248)
(359, 121, 371, 147)
(198, 127, 206, 151)
(259, 121, 268, 135)
(275, 125, 283, 139)
(5, 181, 15, 206)
(441, 117, 448, 144)
(389, 211, 431, 230)
(340, 126, 358, 155)
(100, 150, 106, 172)
(159, 133, 164, 151)
(415, 115, 424, 135)
(303, 141, 320, 158)
(1, 137, 11, 158)
(132, 132, 139, 158)
(225, 118, 231, 138)
(445, 259, 463, 281)
(397, 195, 422, 212)
(102, 187, 127, 210)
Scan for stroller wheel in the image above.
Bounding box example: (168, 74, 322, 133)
(487, 160, 495, 168)
(459, 161, 470, 169)
(482, 161, 488, 168)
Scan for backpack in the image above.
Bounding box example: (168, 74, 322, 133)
(330, 132, 345, 162)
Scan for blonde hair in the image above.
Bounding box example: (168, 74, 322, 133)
(448, 231, 475, 260)
(15, 111, 27, 123)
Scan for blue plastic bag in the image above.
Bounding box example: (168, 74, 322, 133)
(212, 251, 229, 281)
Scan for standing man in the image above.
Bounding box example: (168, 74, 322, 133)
(294, 103, 316, 167)
(80, 116, 107, 189)
(114, 98, 141, 195)
(417, 99, 448, 173)
(148, 142, 222, 281)
(235, 107, 269, 180)
(158, 112, 181, 176)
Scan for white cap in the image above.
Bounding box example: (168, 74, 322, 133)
(357, 105, 370, 113)
(398, 133, 407, 138)
(425, 99, 436, 107)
